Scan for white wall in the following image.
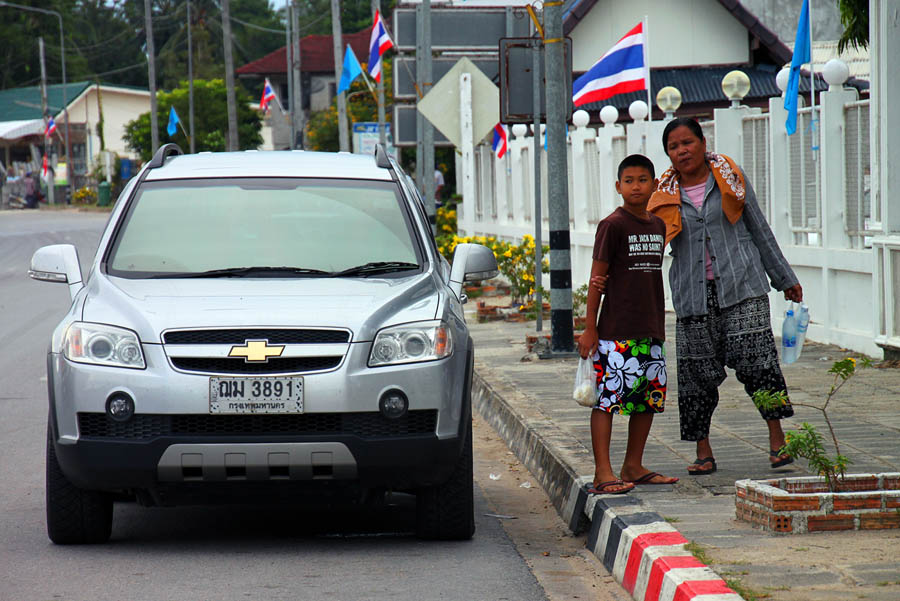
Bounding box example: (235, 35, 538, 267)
(69, 86, 150, 166)
(571, 0, 749, 71)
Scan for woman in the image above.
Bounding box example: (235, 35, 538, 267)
(648, 117, 801, 475)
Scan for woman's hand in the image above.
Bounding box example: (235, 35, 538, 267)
(589, 274, 608, 294)
(577, 326, 599, 359)
(783, 284, 803, 303)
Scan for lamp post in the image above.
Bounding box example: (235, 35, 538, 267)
(0, 1, 70, 202)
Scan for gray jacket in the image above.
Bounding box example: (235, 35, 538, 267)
(668, 169, 799, 318)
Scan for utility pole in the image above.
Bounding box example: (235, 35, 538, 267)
(532, 32, 543, 333)
(221, 0, 239, 151)
(291, 0, 304, 148)
(331, 0, 349, 152)
(543, 0, 574, 353)
(415, 0, 434, 226)
(286, 4, 295, 148)
(144, 0, 158, 155)
(187, 0, 195, 153)
(372, 0, 386, 147)
(39, 37, 54, 205)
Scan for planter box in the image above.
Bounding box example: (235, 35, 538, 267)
(735, 473, 900, 534)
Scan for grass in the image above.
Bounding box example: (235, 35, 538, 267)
(686, 541, 771, 601)
(684, 541, 713, 565)
(663, 516, 680, 524)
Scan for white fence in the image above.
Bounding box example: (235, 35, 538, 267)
(457, 83, 894, 358)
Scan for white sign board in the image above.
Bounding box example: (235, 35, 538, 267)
(351, 122, 397, 159)
(416, 57, 499, 149)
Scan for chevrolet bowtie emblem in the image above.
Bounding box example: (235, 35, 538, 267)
(228, 340, 285, 362)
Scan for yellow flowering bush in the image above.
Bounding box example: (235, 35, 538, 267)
(72, 186, 98, 205)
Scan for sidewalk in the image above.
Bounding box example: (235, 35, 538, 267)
(468, 309, 900, 601)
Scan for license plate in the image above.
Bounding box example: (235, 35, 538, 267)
(209, 377, 304, 414)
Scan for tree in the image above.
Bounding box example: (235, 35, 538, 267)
(836, 0, 868, 53)
(123, 78, 262, 161)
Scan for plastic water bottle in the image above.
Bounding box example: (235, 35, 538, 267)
(795, 303, 810, 360)
(781, 308, 799, 364)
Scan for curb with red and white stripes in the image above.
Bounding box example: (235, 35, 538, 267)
(472, 373, 744, 601)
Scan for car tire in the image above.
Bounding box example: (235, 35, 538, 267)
(415, 418, 475, 541)
(46, 426, 113, 544)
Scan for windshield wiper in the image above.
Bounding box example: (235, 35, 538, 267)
(150, 266, 332, 279)
(332, 261, 420, 277)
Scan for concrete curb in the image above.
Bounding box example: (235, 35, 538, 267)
(473, 371, 744, 601)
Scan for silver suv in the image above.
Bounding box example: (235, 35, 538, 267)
(30, 144, 497, 544)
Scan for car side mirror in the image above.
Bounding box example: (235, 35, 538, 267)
(29, 244, 84, 300)
(448, 243, 499, 299)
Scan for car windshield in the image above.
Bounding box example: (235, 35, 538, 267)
(106, 178, 421, 278)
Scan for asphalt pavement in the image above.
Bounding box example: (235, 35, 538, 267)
(467, 303, 900, 601)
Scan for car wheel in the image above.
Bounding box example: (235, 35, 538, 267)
(46, 426, 113, 544)
(415, 418, 475, 541)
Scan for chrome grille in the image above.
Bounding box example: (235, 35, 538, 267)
(163, 329, 350, 344)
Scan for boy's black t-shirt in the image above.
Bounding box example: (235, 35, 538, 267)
(592, 207, 666, 341)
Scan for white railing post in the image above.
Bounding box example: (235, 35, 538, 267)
(596, 111, 623, 221)
(820, 76, 857, 250)
(768, 85, 792, 243)
(569, 110, 594, 234)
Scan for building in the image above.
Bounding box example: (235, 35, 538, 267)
(0, 81, 150, 188)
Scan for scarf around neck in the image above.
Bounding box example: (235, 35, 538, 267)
(648, 152, 746, 246)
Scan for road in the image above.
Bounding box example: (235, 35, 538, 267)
(0, 209, 620, 601)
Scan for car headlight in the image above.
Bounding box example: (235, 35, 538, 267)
(63, 322, 146, 369)
(368, 320, 453, 367)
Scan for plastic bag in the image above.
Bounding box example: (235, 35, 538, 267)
(573, 357, 597, 407)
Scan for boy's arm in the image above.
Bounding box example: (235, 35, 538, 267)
(577, 259, 609, 359)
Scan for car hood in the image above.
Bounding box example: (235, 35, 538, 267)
(80, 273, 442, 343)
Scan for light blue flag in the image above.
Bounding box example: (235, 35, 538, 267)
(784, 0, 810, 135)
(337, 44, 363, 94)
(167, 106, 180, 137)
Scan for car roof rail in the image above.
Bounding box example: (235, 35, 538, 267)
(374, 143, 392, 170)
(147, 143, 184, 169)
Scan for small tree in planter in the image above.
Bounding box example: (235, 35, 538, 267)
(753, 356, 872, 492)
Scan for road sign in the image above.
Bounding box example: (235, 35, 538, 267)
(499, 37, 573, 123)
(393, 105, 452, 147)
(351, 122, 397, 158)
(393, 7, 531, 51)
(394, 55, 500, 101)
(416, 57, 499, 150)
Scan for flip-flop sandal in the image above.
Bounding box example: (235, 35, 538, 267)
(686, 456, 717, 475)
(770, 450, 794, 468)
(587, 479, 635, 495)
(628, 471, 679, 485)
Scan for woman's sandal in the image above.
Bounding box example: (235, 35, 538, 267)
(770, 449, 794, 468)
(686, 456, 717, 475)
(587, 479, 635, 495)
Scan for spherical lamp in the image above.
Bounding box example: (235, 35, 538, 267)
(656, 86, 682, 119)
(822, 58, 849, 89)
(511, 123, 528, 139)
(599, 105, 619, 126)
(721, 70, 751, 107)
(572, 109, 590, 128)
(628, 100, 648, 122)
(775, 67, 791, 94)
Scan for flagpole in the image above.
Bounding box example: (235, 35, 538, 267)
(808, 0, 817, 159)
(644, 14, 651, 122)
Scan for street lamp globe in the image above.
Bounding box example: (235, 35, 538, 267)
(656, 86, 682, 119)
(572, 109, 590, 128)
(511, 124, 528, 139)
(721, 70, 751, 107)
(599, 106, 618, 126)
(823, 58, 850, 89)
(628, 100, 648, 121)
(776, 67, 791, 94)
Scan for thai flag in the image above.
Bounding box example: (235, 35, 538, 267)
(259, 78, 278, 113)
(45, 116, 57, 138)
(368, 10, 393, 83)
(491, 123, 508, 159)
(572, 22, 648, 107)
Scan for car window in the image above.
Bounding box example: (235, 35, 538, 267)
(106, 178, 421, 277)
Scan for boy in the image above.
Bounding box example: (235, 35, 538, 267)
(577, 154, 677, 494)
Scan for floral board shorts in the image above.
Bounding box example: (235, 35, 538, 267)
(591, 338, 667, 415)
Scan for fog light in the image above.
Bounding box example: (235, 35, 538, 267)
(379, 390, 408, 419)
(106, 393, 135, 422)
